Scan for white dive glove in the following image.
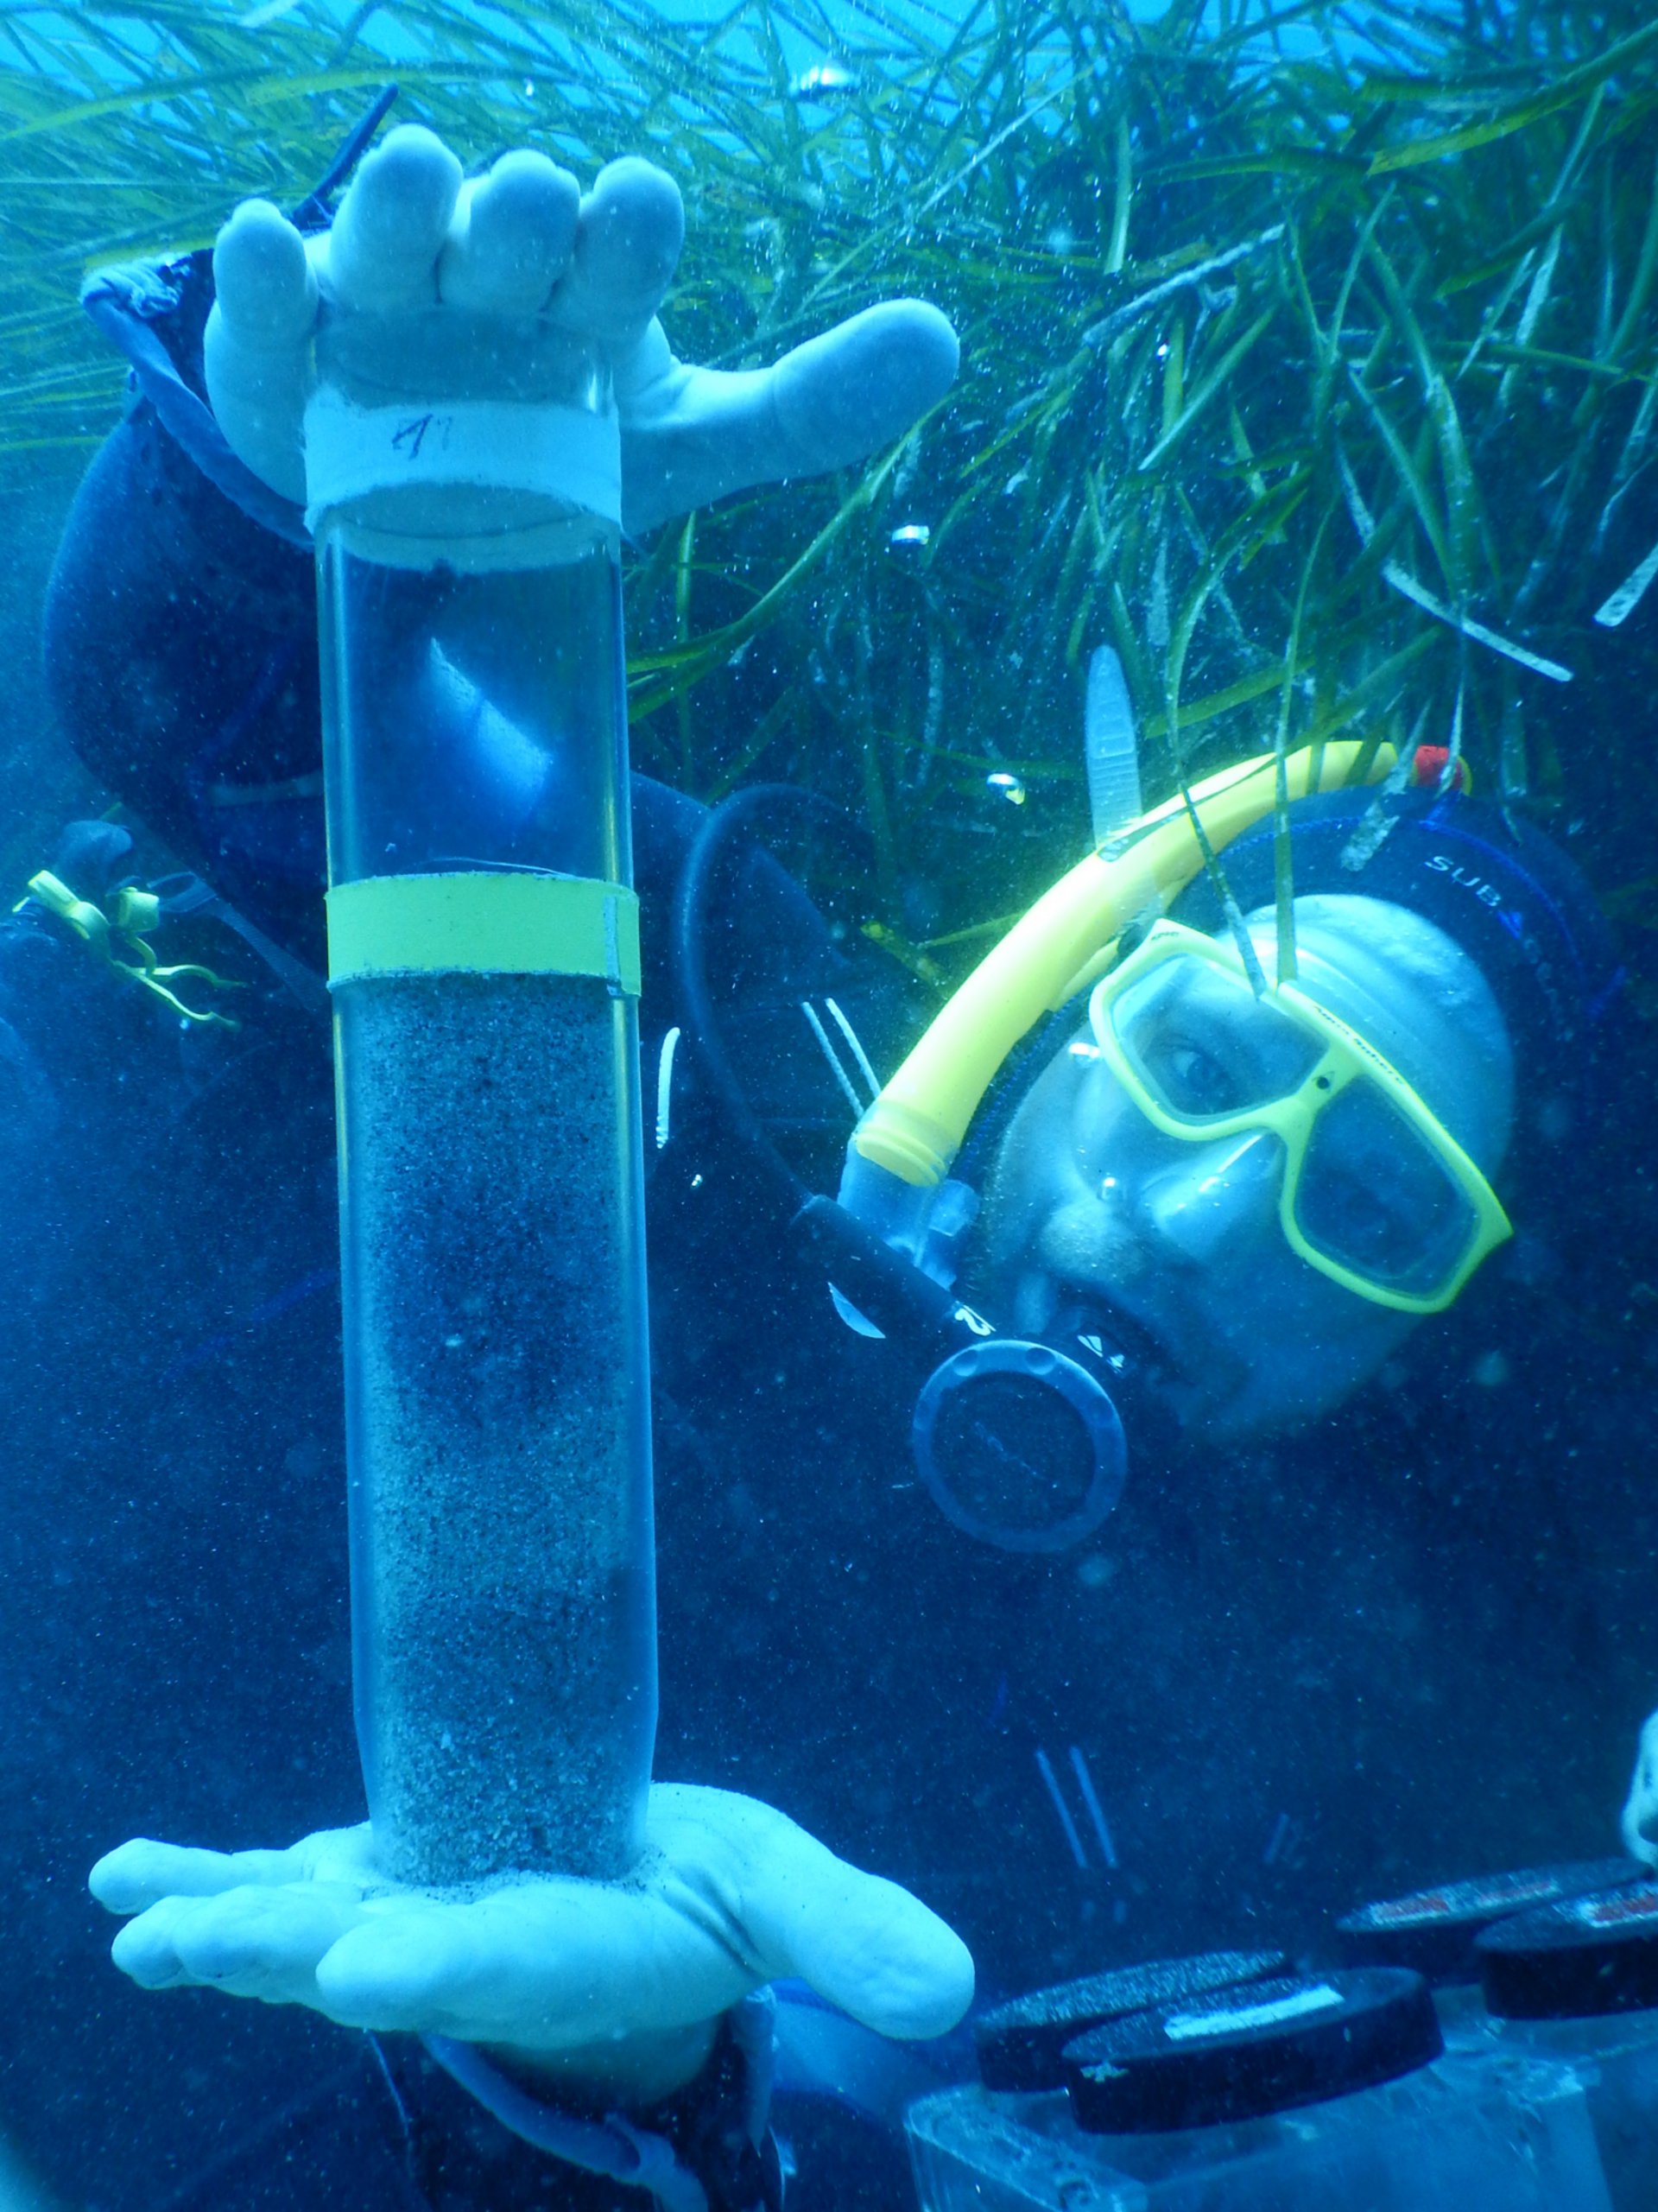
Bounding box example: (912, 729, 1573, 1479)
(91, 1783, 975, 2105)
(1623, 1709, 1658, 1870)
(205, 122, 959, 538)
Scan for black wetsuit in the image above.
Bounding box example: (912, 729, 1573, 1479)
(6, 257, 1651, 2212)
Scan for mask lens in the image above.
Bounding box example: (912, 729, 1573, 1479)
(1295, 1081, 1476, 1294)
(1104, 954, 1323, 1121)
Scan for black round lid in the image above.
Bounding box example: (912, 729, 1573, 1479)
(974, 1950, 1286, 2093)
(1478, 1879, 1658, 2019)
(1062, 1968, 1442, 2133)
(1336, 1859, 1643, 1984)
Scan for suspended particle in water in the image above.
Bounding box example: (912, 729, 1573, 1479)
(790, 61, 855, 98)
(523, 79, 535, 97)
(889, 522, 931, 553)
(986, 771, 1027, 806)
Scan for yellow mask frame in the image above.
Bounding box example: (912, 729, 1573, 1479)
(1088, 919, 1512, 1314)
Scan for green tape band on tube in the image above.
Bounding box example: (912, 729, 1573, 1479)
(326, 871, 642, 996)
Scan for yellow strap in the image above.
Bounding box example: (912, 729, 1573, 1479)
(25, 870, 242, 1027)
(110, 885, 161, 934)
(27, 870, 111, 953)
(326, 871, 642, 996)
(852, 739, 1395, 1188)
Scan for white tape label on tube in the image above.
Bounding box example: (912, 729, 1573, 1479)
(303, 390, 623, 528)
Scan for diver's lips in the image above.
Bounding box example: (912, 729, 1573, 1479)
(1050, 1291, 1181, 1390)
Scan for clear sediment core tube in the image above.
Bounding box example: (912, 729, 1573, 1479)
(316, 420, 655, 1885)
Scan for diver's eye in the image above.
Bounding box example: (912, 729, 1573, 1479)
(1141, 1033, 1249, 1117)
(1297, 1083, 1471, 1286)
(1299, 1167, 1415, 1272)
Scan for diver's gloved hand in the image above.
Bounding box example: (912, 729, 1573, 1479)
(206, 123, 958, 536)
(1622, 1709, 1658, 1870)
(91, 1783, 974, 2104)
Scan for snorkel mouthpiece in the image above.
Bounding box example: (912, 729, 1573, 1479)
(794, 1192, 1133, 1555)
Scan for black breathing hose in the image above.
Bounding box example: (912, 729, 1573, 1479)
(670, 783, 870, 1216)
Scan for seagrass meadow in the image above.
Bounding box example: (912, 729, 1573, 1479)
(3, 0, 1656, 982)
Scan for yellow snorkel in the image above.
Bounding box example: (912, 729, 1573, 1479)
(848, 738, 1397, 1197)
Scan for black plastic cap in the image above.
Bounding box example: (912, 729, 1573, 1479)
(1478, 1880, 1658, 2019)
(974, 1950, 1286, 2093)
(1062, 1968, 1442, 2133)
(1336, 1859, 1643, 1984)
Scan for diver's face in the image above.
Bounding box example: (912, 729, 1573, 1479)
(978, 1038, 1410, 1441)
(976, 913, 1509, 1444)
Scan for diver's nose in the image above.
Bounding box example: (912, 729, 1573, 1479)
(1136, 1131, 1282, 1266)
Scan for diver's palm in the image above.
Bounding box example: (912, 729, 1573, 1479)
(91, 1783, 972, 2060)
(206, 124, 956, 536)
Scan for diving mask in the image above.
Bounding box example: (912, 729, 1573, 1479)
(1086, 921, 1512, 1315)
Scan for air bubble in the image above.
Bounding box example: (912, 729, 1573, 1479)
(790, 61, 855, 98)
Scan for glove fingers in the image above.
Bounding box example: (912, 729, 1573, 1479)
(91, 1824, 376, 1913)
(761, 1860, 974, 2040)
(327, 123, 463, 313)
(203, 196, 319, 504)
(769, 301, 959, 475)
(699, 1797, 973, 2041)
(212, 199, 316, 347)
(92, 1836, 305, 1912)
(439, 151, 580, 315)
(111, 1884, 365, 2004)
(314, 1905, 485, 2033)
(550, 156, 684, 350)
(615, 301, 959, 536)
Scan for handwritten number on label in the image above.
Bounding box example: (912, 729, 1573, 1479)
(393, 413, 435, 460)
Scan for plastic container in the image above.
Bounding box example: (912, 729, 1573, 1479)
(311, 308, 655, 1886)
(906, 2054, 1611, 2212)
(1440, 2004, 1658, 2212)
(1421, 1882, 1658, 2210)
